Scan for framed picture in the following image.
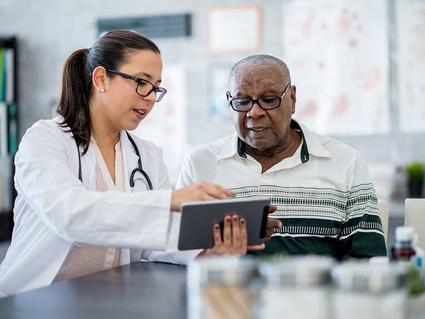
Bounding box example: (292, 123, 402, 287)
(208, 5, 262, 54)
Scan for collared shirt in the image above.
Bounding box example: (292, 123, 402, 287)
(176, 120, 386, 260)
(54, 139, 124, 281)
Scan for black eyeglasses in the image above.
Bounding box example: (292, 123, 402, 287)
(106, 69, 167, 102)
(226, 83, 291, 112)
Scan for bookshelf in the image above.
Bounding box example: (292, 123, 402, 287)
(0, 37, 18, 241)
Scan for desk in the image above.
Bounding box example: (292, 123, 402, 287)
(0, 262, 187, 319)
(1, 261, 424, 319)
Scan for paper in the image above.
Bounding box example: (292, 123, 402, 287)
(282, 0, 390, 135)
(397, 0, 425, 133)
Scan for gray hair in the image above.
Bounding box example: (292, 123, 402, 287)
(228, 54, 291, 87)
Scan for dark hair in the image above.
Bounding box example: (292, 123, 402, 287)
(57, 30, 160, 154)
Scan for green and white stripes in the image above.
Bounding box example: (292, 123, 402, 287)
(230, 184, 386, 258)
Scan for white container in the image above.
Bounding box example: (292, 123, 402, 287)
(258, 256, 334, 319)
(187, 256, 258, 319)
(332, 262, 407, 319)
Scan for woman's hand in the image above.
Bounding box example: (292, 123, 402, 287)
(171, 181, 233, 211)
(198, 214, 248, 257)
(265, 205, 283, 241)
(197, 205, 283, 258)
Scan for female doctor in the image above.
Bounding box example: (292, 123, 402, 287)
(0, 31, 244, 296)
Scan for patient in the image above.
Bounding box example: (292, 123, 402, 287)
(145, 54, 386, 263)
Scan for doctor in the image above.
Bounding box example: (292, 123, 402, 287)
(0, 31, 237, 296)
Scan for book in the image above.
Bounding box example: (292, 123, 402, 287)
(0, 102, 7, 157)
(0, 49, 5, 101)
(7, 102, 17, 154)
(5, 49, 14, 103)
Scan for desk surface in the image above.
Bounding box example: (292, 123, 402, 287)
(0, 262, 187, 319)
(1, 260, 424, 319)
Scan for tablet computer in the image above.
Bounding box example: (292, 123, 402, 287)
(178, 197, 270, 250)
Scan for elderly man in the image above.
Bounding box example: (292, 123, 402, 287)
(147, 54, 386, 262)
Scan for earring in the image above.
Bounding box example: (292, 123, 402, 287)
(100, 88, 105, 93)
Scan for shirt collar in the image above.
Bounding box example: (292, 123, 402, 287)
(216, 119, 331, 162)
(295, 119, 331, 159)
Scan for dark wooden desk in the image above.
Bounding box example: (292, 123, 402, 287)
(0, 262, 187, 319)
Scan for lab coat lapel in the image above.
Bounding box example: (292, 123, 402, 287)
(120, 131, 144, 264)
(68, 131, 96, 191)
(79, 145, 96, 190)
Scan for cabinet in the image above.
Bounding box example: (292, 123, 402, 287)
(0, 37, 18, 241)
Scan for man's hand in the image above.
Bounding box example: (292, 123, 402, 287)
(264, 205, 282, 241)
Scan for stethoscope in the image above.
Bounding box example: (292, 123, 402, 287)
(75, 131, 153, 190)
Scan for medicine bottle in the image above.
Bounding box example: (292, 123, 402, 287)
(392, 226, 416, 261)
(187, 256, 258, 319)
(332, 262, 407, 319)
(257, 256, 334, 319)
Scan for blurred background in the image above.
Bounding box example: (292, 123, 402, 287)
(0, 0, 425, 248)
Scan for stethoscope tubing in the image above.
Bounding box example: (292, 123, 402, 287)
(74, 131, 153, 190)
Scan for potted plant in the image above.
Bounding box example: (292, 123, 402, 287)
(405, 161, 424, 198)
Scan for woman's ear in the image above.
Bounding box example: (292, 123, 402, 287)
(92, 66, 108, 93)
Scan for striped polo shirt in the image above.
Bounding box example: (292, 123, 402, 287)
(176, 120, 386, 260)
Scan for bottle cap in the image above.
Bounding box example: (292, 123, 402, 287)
(259, 256, 334, 287)
(188, 256, 258, 286)
(332, 262, 407, 293)
(395, 226, 415, 242)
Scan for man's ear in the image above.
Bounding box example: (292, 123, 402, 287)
(290, 85, 297, 113)
(92, 66, 109, 93)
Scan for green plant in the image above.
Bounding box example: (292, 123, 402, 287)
(407, 266, 425, 296)
(406, 161, 425, 182)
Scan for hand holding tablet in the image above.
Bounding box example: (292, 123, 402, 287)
(178, 197, 271, 250)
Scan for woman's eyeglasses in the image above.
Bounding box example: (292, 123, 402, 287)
(107, 69, 167, 102)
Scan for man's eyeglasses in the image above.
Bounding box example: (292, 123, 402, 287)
(106, 69, 167, 102)
(227, 83, 291, 112)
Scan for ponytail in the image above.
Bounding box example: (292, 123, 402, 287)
(57, 48, 92, 154)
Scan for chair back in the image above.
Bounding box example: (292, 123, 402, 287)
(378, 200, 389, 245)
(405, 198, 425, 249)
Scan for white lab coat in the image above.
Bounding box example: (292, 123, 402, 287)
(0, 117, 173, 296)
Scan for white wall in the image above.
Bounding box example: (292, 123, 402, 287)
(1, 0, 425, 196)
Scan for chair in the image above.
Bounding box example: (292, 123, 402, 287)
(405, 198, 425, 249)
(378, 200, 389, 245)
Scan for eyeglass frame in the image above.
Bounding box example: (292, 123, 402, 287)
(226, 82, 292, 112)
(106, 69, 167, 102)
